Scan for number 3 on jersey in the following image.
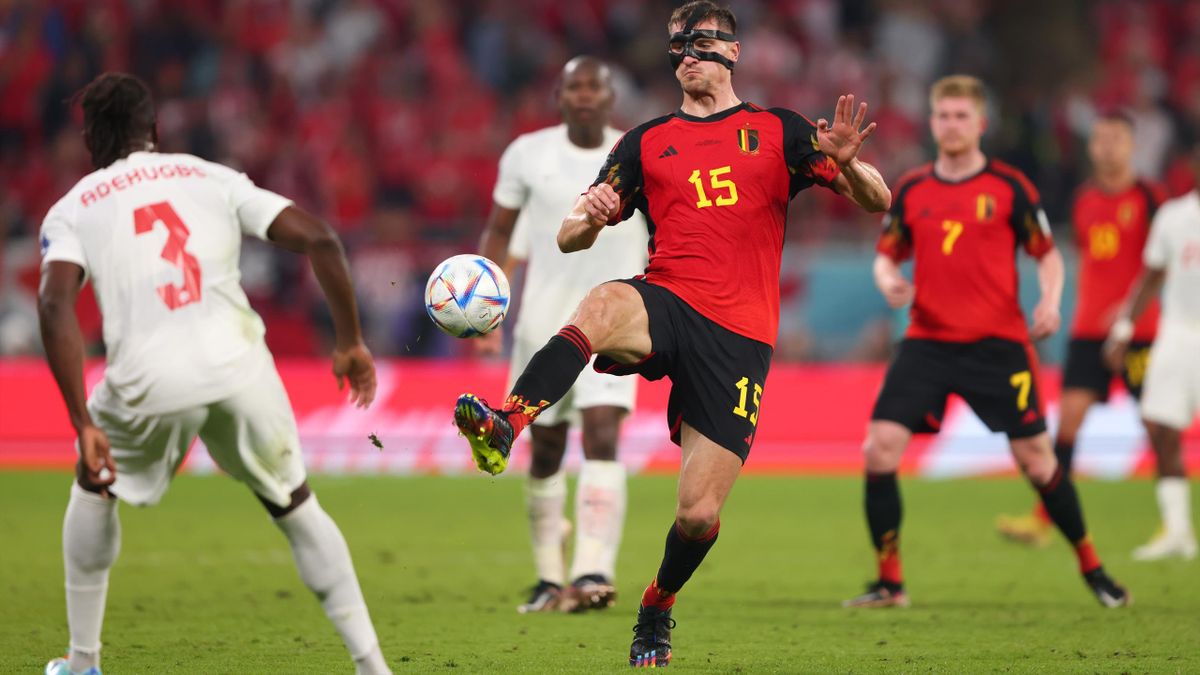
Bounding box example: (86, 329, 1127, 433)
(688, 165, 738, 209)
(134, 201, 202, 310)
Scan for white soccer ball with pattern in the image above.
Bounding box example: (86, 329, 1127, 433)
(424, 254, 510, 338)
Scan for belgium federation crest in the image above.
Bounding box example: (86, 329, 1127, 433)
(736, 125, 759, 155)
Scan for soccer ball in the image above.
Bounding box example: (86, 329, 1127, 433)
(424, 254, 511, 338)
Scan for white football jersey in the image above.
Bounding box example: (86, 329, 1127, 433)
(493, 125, 648, 342)
(40, 151, 292, 413)
(1144, 190, 1200, 330)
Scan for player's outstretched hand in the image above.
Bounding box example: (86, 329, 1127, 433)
(583, 183, 620, 227)
(1030, 300, 1061, 340)
(333, 342, 377, 409)
(474, 326, 504, 358)
(817, 94, 877, 167)
(881, 275, 914, 309)
(76, 423, 115, 496)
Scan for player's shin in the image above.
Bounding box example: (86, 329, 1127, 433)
(63, 483, 121, 673)
(865, 471, 903, 586)
(504, 326, 592, 436)
(642, 519, 720, 610)
(1032, 466, 1101, 572)
(569, 459, 627, 581)
(273, 495, 390, 675)
(526, 470, 568, 586)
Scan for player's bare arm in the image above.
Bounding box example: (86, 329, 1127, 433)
(266, 205, 376, 407)
(559, 183, 619, 253)
(38, 260, 116, 494)
(1031, 247, 1065, 340)
(1104, 267, 1167, 369)
(476, 203, 523, 356)
(819, 95, 891, 212)
(872, 253, 914, 308)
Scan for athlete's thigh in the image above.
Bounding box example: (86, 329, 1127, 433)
(90, 384, 207, 506)
(677, 422, 743, 514)
(954, 339, 1047, 439)
(1141, 333, 1199, 429)
(1061, 338, 1113, 402)
(570, 280, 652, 363)
(871, 339, 953, 433)
(668, 306, 771, 462)
(198, 365, 305, 508)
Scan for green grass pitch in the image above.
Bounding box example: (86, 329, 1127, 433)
(2, 472, 1197, 673)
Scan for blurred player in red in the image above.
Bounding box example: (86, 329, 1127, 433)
(39, 73, 389, 675)
(997, 112, 1164, 546)
(846, 75, 1130, 609)
(477, 56, 648, 614)
(453, 1, 890, 666)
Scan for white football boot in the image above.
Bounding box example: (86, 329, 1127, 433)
(1132, 528, 1198, 561)
(44, 657, 101, 675)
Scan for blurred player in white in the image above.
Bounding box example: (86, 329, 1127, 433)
(38, 73, 390, 674)
(477, 56, 648, 613)
(1106, 149, 1200, 561)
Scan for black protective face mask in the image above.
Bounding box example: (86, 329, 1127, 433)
(668, 28, 737, 71)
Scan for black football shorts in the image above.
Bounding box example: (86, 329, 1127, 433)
(871, 337, 1047, 439)
(593, 278, 772, 462)
(1062, 338, 1153, 401)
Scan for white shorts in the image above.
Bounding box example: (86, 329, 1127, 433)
(1140, 325, 1200, 430)
(88, 360, 305, 508)
(509, 335, 638, 427)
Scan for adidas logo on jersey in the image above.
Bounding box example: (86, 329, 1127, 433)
(658, 145, 679, 159)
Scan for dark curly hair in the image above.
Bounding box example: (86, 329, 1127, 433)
(75, 72, 157, 169)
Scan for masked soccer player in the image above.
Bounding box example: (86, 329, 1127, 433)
(477, 56, 648, 613)
(454, 1, 891, 666)
(845, 75, 1129, 610)
(997, 112, 1164, 547)
(39, 73, 389, 675)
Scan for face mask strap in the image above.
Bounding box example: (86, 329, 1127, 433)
(668, 28, 737, 71)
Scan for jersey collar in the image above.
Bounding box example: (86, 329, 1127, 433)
(931, 157, 990, 185)
(674, 101, 751, 123)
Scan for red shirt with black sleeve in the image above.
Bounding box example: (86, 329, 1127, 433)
(1069, 180, 1164, 340)
(591, 102, 840, 347)
(877, 159, 1055, 344)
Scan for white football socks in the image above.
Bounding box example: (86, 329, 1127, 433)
(63, 482, 121, 674)
(569, 460, 627, 582)
(274, 496, 390, 675)
(1158, 477, 1194, 537)
(526, 471, 568, 586)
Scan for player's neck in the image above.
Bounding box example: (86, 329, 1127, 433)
(679, 87, 741, 119)
(1093, 168, 1135, 194)
(934, 149, 987, 182)
(566, 124, 606, 150)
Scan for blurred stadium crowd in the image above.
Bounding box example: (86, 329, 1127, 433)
(2, 0, 1199, 360)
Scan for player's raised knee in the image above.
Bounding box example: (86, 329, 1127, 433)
(676, 502, 720, 538)
(571, 283, 639, 346)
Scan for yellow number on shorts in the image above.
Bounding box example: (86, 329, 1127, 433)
(1009, 370, 1032, 411)
(1125, 347, 1149, 387)
(732, 376, 764, 426)
(688, 165, 738, 209)
(942, 219, 964, 255)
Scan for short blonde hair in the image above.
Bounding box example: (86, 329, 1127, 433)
(930, 75, 986, 111)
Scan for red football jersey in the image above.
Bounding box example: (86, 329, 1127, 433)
(877, 159, 1055, 343)
(593, 102, 840, 347)
(1070, 181, 1163, 340)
